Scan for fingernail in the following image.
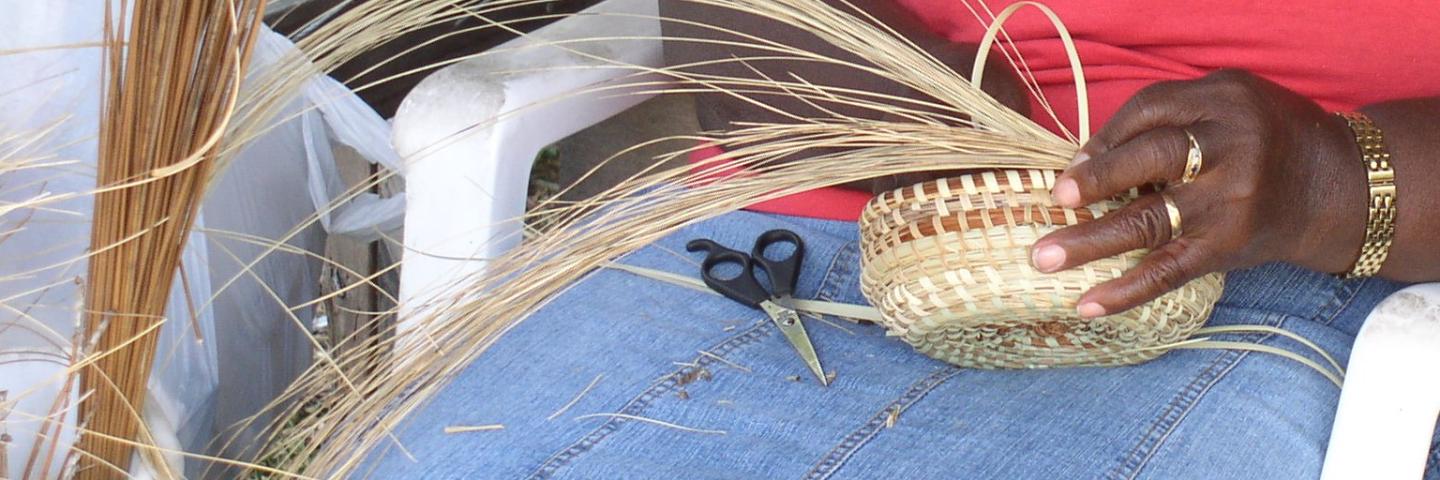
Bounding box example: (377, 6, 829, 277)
(1072, 151, 1090, 165)
(1077, 302, 1106, 318)
(1052, 178, 1080, 208)
(1031, 244, 1066, 272)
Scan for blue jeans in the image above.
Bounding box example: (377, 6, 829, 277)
(371, 211, 1439, 479)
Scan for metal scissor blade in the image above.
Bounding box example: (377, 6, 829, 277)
(760, 300, 827, 386)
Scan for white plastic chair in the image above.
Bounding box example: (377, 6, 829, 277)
(392, 0, 662, 339)
(391, 1, 1440, 477)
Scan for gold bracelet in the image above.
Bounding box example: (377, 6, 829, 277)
(1336, 111, 1397, 278)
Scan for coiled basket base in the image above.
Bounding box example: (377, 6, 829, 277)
(859, 170, 1224, 369)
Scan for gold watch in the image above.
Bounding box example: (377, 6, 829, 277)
(1336, 111, 1396, 278)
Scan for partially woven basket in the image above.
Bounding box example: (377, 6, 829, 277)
(859, 169, 1225, 368)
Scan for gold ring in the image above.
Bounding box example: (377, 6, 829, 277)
(1161, 192, 1183, 240)
(1181, 130, 1203, 184)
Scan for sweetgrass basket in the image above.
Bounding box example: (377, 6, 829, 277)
(859, 169, 1225, 368)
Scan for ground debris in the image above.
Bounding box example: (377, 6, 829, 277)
(574, 413, 726, 435)
(698, 350, 751, 373)
(677, 389, 690, 400)
(548, 373, 605, 420)
(885, 407, 901, 428)
(785, 375, 802, 382)
(444, 424, 505, 434)
(676, 367, 713, 387)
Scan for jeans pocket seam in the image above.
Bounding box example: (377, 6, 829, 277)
(1316, 278, 1369, 327)
(802, 366, 964, 480)
(815, 242, 859, 303)
(1107, 313, 1287, 480)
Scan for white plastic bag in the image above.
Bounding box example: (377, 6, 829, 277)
(0, 5, 404, 476)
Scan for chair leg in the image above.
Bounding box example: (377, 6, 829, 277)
(1322, 283, 1440, 479)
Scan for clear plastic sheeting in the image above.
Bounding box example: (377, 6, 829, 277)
(0, 3, 403, 477)
(1, 1, 112, 476)
(255, 28, 407, 241)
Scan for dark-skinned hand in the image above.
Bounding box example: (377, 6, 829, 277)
(1030, 69, 1367, 318)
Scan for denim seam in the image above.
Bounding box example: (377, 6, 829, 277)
(815, 242, 859, 304)
(803, 366, 965, 480)
(1107, 313, 1287, 480)
(814, 242, 852, 300)
(526, 319, 776, 479)
(1316, 278, 1368, 327)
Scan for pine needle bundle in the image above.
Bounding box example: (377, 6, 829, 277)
(0, 0, 1331, 476)
(78, 1, 268, 476)
(221, 0, 1219, 475)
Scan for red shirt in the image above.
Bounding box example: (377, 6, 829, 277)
(711, 0, 1440, 221)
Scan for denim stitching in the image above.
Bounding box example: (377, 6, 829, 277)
(1216, 267, 1354, 325)
(1109, 272, 1366, 479)
(528, 240, 859, 479)
(1316, 278, 1368, 327)
(1107, 313, 1287, 480)
(816, 242, 859, 304)
(1106, 350, 1238, 480)
(526, 319, 776, 479)
(813, 242, 854, 299)
(803, 366, 964, 480)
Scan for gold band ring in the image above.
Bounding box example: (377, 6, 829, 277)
(1161, 192, 1183, 240)
(1181, 130, 1203, 184)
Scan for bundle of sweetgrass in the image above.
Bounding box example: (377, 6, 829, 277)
(0, 0, 1335, 476)
(218, 0, 1255, 476)
(77, 1, 268, 477)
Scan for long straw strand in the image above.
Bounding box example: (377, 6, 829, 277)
(77, 0, 267, 476)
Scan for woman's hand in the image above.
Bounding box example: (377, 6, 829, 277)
(1030, 69, 1368, 317)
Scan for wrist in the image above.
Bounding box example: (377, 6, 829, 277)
(1330, 111, 1398, 278)
(1357, 100, 1440, 281)
(1299, 112, 1370, 274)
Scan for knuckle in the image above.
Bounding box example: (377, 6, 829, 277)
(1128, 82, 1178, 115)
(1132, 95, 1169, 122)
(1124, 203, 1171, 248)
(1231, 180, 1262, 205)
(1145, 130, 1189, 175)
(1222, 204, 1255, 235)
(1201, 69, 1264, 107)
(1074, 165, 1107, 197)
(1140, 247, 1192, 292)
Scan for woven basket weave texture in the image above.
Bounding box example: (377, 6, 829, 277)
(859, 169, 1225, 368)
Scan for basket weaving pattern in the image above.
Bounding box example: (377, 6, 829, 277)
(859, 169, 1225, 368)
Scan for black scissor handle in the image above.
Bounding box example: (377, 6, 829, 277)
(750, 229, 805, 298)
(686, 238, 769, 308)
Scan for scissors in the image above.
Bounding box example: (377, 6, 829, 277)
(687, 229, 827, 385)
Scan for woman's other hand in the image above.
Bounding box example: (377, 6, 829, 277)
(1031, 69, 1367, 317)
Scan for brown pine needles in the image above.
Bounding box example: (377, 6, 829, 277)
(78, 0, 269, 477)
(0, 0, 1333, 476)
(228, 0, 1098, 476)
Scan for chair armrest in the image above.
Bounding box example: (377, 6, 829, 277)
(1323, 283, 1440, 479)
(392, 0, 662, 336)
